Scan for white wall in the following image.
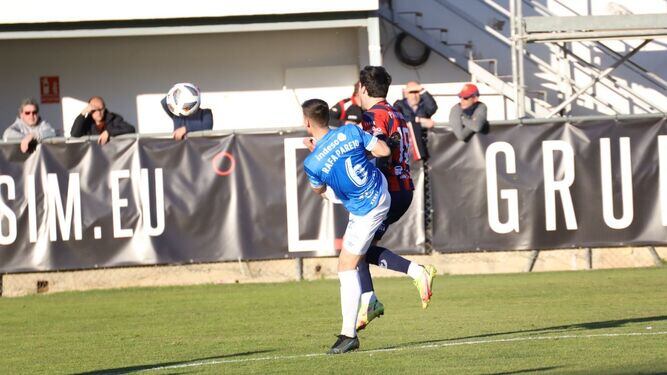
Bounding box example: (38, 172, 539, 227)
(0, 28, 363, 134)
(0, 0, 378, 24)
(380, 21, 472, 86)
(5, 0, 661, 134)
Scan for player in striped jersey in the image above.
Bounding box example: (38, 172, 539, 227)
(355, 66, 437, 331)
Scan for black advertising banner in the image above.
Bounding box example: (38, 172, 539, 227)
(429, 117, 667, 252)
(0, 132, 424, 273)
(5, 116, 664, 273)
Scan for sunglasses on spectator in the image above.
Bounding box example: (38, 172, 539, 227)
(460, 95, 476, 100)
(408, 90, 421, 94)
(23, 111, 38, 115)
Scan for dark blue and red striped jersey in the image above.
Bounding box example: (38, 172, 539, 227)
(362, 101, 414, 192)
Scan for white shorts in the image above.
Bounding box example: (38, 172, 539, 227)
(342, 176, 391, 255)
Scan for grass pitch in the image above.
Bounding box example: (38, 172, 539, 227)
(1, 267, 666, 374)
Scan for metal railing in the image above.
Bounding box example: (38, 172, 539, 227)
(0, 112, 663, 146)
(472, 0, 666, 114)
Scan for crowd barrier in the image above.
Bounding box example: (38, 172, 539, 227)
(0, 113, 665, 273)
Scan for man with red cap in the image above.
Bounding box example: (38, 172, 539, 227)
(448, 83, 488, 142)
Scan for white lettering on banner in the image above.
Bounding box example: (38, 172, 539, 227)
(110, 170, 133, 238)
(27, 175, 38, 242)
(485, 142, 519, 234)
(0, 168, 165, 246)
(47, 173, 83, 241)
(542, 141, 578, 231)
(284, 138, 339, 253)
(0, 176, 17, 245)
(660, 136, 667, 226)
(600, 138, 634, 229)
(110, 168, 165, 238)
(140, 168, 165, 236)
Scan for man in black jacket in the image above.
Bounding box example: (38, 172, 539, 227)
(393, 81, 438, 161)
(71, 96, 135, 145)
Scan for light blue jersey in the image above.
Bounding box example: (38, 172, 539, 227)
(304, 124, 385, 216)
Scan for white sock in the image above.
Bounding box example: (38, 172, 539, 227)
(360, 291, 377, 307)
(407, 262, 424, 281)
(338, 270, 361, 338)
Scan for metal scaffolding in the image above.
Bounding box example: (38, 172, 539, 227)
(509, 3, 667, 118)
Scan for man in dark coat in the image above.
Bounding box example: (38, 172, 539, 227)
(393, 81, 438, 161)
(71, 96, 135, 144)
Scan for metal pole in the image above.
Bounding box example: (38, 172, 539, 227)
(555, 42, 573, 115)
(510, 0, 520, 118)
(525, 250, 540, 272)
(585, 248, 593, 270)
(0, 273, 3, 297)
(648, 246, 663, 267)
(424, 160, 434, 253)
(516, 0, 526, 118)
(367, 16, 383, 66)
(547, 39, 652, 118)
(296, 257, 304, 281)
(555, 44, 666, 113)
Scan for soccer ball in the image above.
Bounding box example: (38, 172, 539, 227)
(166, 82, 201, 116)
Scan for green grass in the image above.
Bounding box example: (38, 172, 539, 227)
(1, 267, 666, 374)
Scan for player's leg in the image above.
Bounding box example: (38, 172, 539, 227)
(364, 190, 437, 309)
(333, 247, 364, 354)
(356, 258, 384, 331)
(357, 190, 417, 329)
(330, 188, 390, 354)
(367, 243, 437, 308)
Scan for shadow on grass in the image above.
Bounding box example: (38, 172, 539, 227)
(377, 315, 667, 350)
(483, 366, 561, 375)
(74, 349, 275, 374)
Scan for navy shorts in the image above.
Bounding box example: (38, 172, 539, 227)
(373, 190, 413, 241)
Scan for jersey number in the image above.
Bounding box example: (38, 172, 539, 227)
(345, 158, 368, 187)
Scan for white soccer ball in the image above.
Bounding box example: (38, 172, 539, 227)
(166, 82, 201, 116)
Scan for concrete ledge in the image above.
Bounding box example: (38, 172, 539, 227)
(1, 247, 664, 297)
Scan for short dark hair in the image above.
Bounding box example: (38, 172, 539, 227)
(359, 66, 392, 98)
(18, 98, 39, 115)
(302, 99, 329, 127)
(88, 96, 106, 107)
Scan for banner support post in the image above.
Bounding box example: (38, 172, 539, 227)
(585, 248, 593, 270)
(0, 273, 3, 297)
(648, 246, 663, 267)
(525, 250, 540, 272)
(295, 257, 304, 281)
(237, 258, 253, 278)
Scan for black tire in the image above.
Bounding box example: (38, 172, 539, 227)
(394, 32, 431, 67)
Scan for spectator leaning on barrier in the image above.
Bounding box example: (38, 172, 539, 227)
(328, 82, 364, 128)
(160, 92, 213, 141)
(448, 83, 488, 142)
(393, 81, 438, 161)
(71, 96, 135, 145)
(3, 98, 56, 153)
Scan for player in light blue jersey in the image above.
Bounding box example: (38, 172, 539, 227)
(302, 99, 391, 354)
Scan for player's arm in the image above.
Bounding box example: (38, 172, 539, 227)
(312, 185, 327, 195)
(357, 125, 391, 158)
(369, 138, 390, 158)
(303, 137, 316, 152)
(305, 165, 327, 195)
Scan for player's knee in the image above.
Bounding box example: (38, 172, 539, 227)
(338, 258, 356, 272)
(338, 250, 362, 272)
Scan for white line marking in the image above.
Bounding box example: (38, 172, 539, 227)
(141, 331, 667, 372)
